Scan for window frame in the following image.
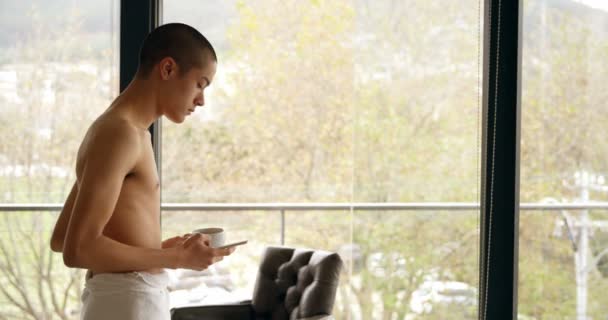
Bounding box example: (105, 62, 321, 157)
(121, 0, 524, 319)
(479, 0, 522, 319)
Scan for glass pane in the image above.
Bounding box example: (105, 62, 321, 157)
(162, 0, 355, 203)
(0, 1, 118, 318)
(520, 0, 608, 318)
(351, 1, 481, 317)
(163, 0, 482, 318)
(0, 1, 119, 204)
(352, 211, 478, 319)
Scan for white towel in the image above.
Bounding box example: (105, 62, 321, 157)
(80, 270, 170, 320)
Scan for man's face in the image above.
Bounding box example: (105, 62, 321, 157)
(161, 55, 217, 123)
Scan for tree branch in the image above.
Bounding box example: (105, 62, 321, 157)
(0, 227, 38, 317)
(46, 249, 69, 319)
(61, 270, 79, 314)
(0, 280, 29, 315)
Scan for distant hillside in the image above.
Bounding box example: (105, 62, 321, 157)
(0, 0, 606, 53)
(524, 0, 608, 36)
(0, 0, 236, 50)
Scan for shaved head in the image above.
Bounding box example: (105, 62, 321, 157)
(137, 23, 217, 78)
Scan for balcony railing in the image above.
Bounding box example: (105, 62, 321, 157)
(2, 202, 608, 244)
(3, 202, 608, 211)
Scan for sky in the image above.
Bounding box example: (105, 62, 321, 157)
(576, 0, 608, 11)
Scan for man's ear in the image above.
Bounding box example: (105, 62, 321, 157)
(159, 57, 178, 80)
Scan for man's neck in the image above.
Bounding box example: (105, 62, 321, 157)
(112, 77, 162, 130)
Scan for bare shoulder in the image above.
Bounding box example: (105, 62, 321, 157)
(76, 114, 146, 176)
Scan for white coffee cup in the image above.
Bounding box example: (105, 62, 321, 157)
(192, 227, 226, 248)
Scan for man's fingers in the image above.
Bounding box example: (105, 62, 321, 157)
(215, 247, 235, 256)
(186, 233, 203, 244)
(166, 236, 180, 242)
(196, 234, 211, 246)
(162, 235, 185, 248)
(190, 233, 209, 241)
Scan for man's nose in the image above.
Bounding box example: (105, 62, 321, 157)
(195, 94, 204, 107)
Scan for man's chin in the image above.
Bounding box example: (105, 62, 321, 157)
(164, 114, 186, 124)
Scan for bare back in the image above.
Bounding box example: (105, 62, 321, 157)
(75, 110, 161, 274)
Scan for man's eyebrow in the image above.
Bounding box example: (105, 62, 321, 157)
(201, 76, 210, 87)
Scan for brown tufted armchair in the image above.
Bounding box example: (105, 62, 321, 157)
(171, 246, 343, 320)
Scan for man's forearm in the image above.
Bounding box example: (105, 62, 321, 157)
(63, 235, 180, 272)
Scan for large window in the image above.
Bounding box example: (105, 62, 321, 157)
(519, 0, 608, 319)
(0, 0, 118, 318)
(12, 0, 608, 319)
(162, 1, 482, 318)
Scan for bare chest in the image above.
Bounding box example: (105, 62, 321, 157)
(122, 137, 159, 197)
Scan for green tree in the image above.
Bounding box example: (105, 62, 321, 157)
(162, 1, 481, 318)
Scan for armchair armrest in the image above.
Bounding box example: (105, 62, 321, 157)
(171, 300, 254, 320)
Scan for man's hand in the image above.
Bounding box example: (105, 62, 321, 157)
(162, 233, 199, 249)
(176, 233, 235, 271)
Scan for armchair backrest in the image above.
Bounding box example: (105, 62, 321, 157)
(251, 246, 343, 320)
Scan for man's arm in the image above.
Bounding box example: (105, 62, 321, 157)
(62, 121, 232, 272)
(50, 181, 78, 252)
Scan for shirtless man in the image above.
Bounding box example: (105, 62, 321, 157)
(49, 23, 233, 320)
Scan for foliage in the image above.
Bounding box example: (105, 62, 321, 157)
(1, 0, 608, 319)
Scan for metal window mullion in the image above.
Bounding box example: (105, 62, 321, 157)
(479, 0, 522, 319)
